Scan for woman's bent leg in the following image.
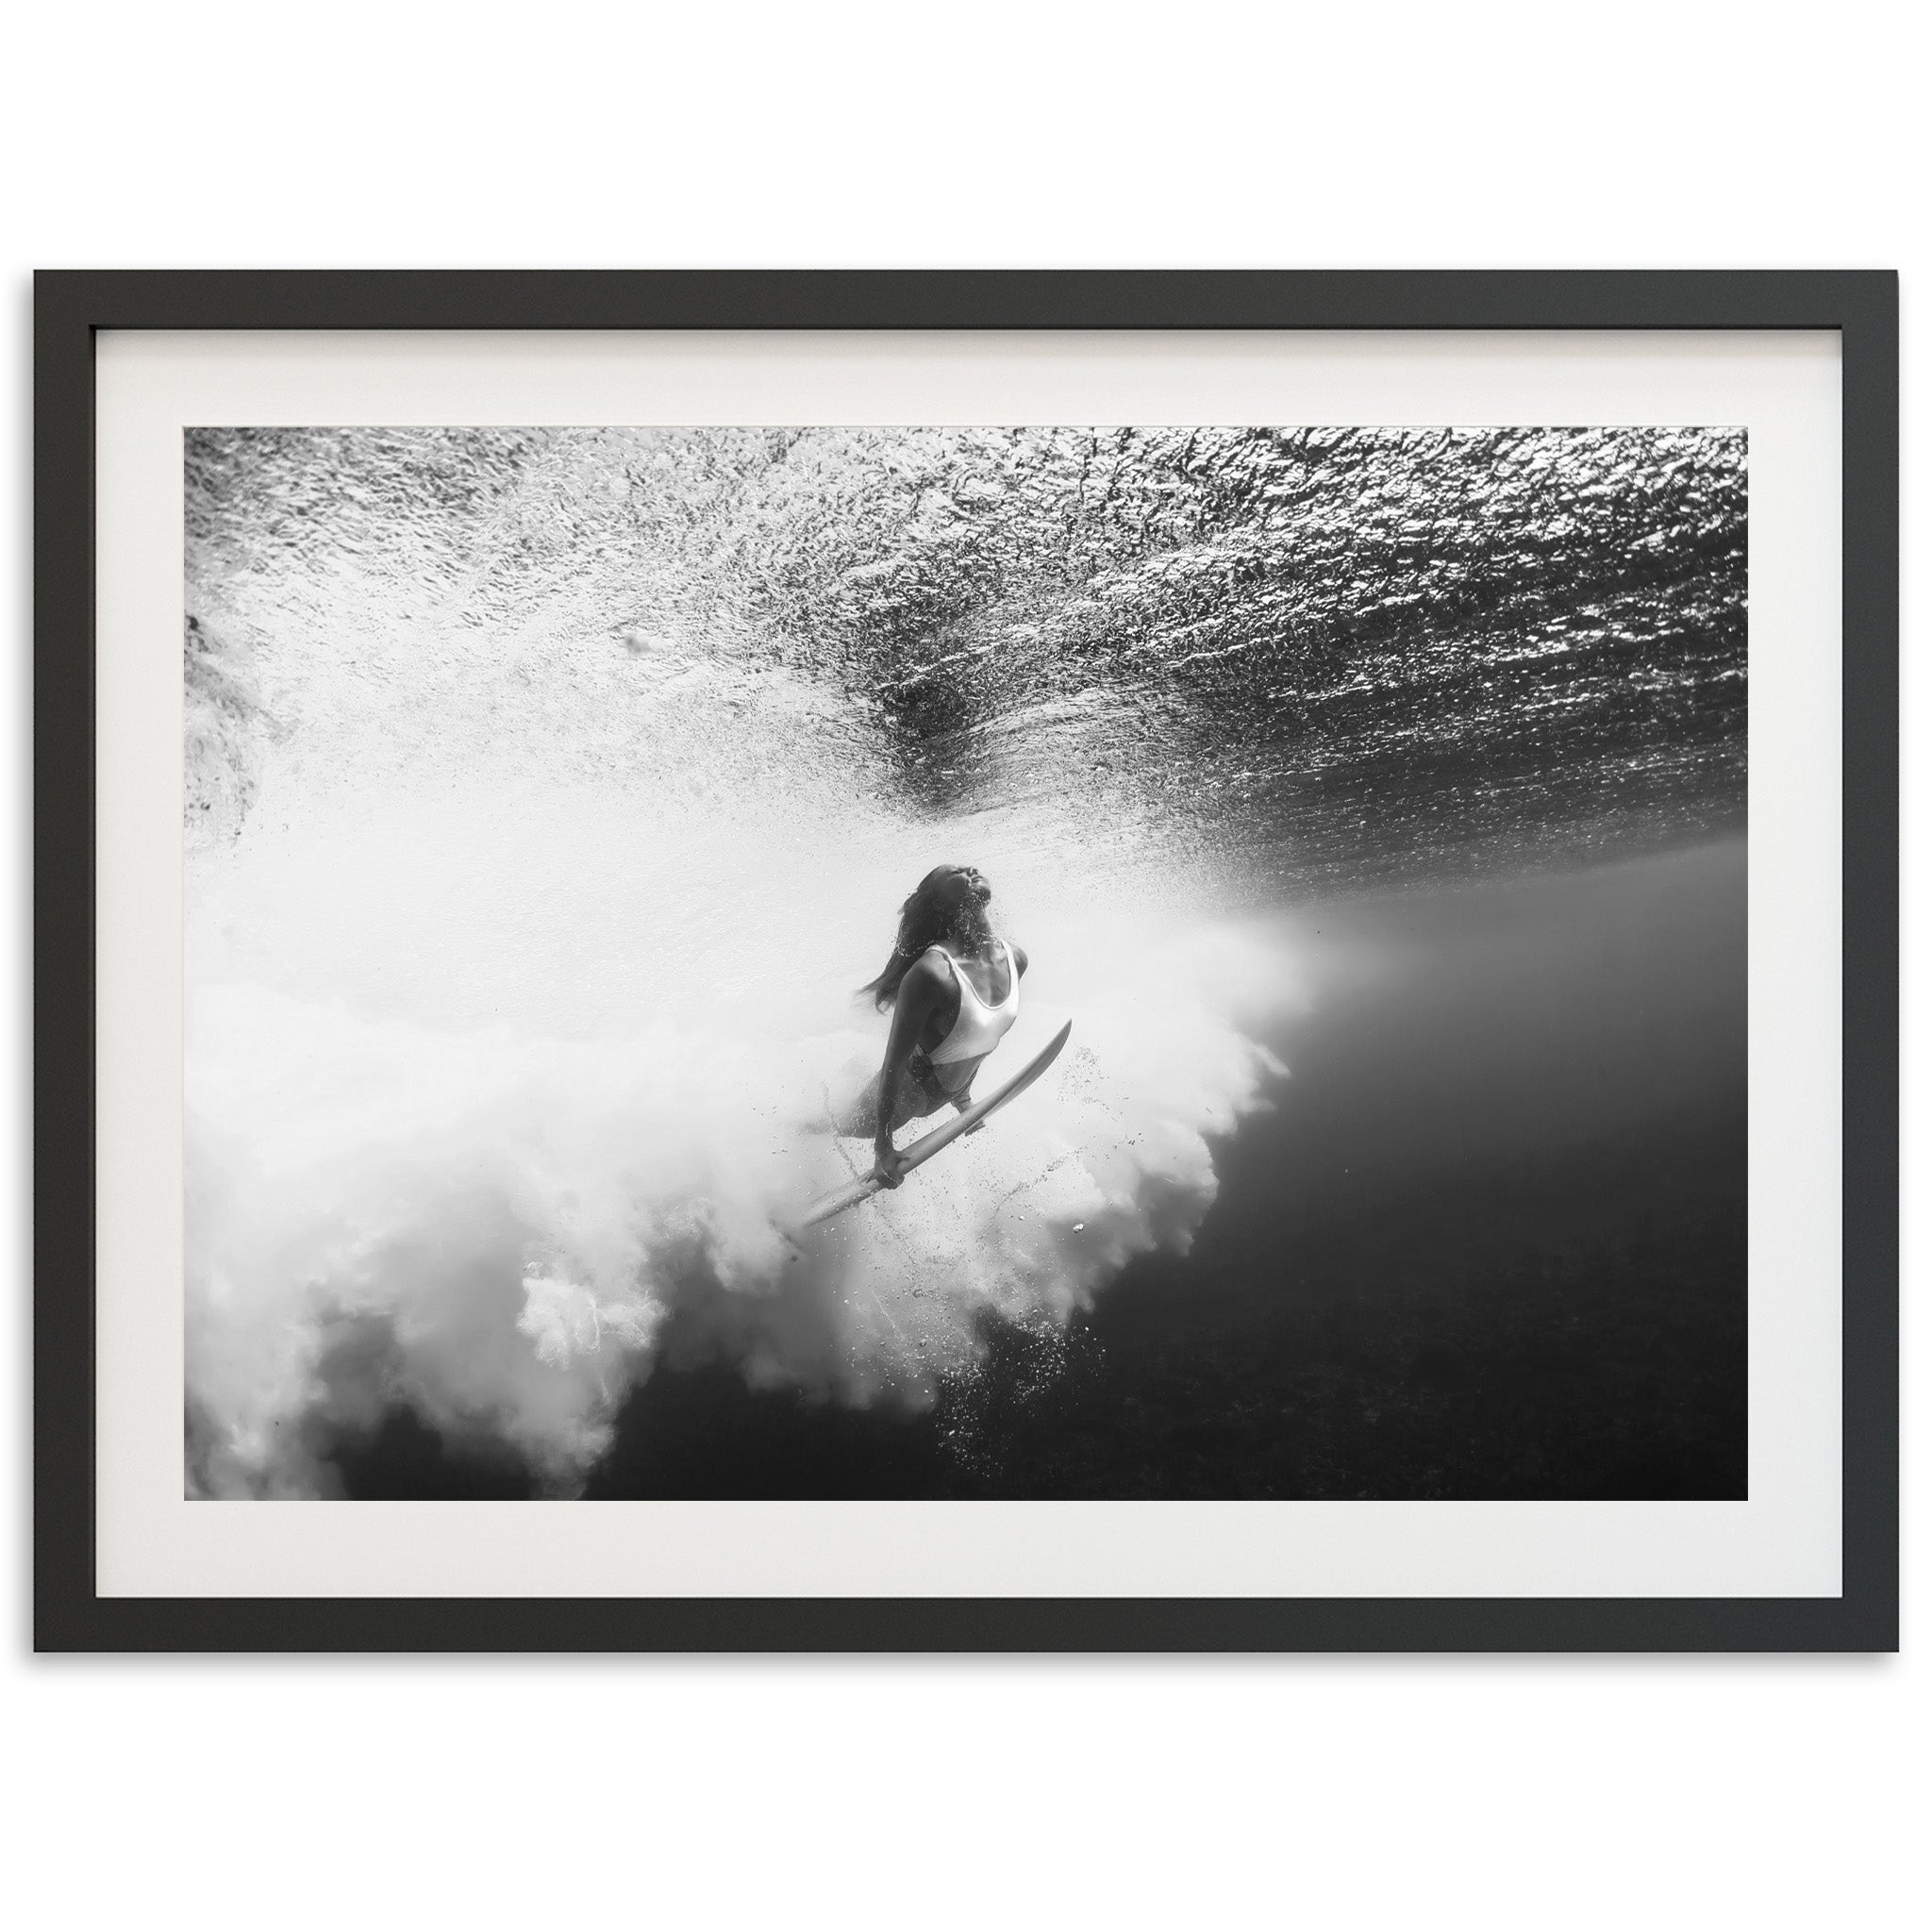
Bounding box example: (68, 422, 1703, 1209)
(833, 1071, 883, 1139)
(833, 1065, 944, 1139)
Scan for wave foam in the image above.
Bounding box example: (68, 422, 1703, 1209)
(185, 921, 1292, 1496)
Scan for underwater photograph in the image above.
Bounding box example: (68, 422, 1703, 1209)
(182, 423, 1747, 1501)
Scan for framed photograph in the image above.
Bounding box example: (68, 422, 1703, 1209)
(35, 271, 1897, 1650)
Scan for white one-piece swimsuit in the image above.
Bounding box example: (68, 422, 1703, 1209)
(923, 941, 1019, 1086)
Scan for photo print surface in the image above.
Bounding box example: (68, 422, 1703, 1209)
(184, 425, 1747, 1501)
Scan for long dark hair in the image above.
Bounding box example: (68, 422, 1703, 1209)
(860, 866, 986, 1010)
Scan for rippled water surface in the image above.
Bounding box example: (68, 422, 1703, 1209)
(189, 425, 1744, 890)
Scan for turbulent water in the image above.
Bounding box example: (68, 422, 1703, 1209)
(182, 425, 1745, 1497)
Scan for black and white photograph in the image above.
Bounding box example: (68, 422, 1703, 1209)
(184, 421, 1748, 1505)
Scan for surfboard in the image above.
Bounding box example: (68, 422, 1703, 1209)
(796, 1019, 1074, 1230)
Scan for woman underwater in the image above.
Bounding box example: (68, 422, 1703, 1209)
(844, 864, 1028, 1189)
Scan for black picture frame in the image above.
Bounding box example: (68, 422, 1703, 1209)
(34, 270, 1899, 1653)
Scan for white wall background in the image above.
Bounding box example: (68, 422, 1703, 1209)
(1, 4, 1920, 1925)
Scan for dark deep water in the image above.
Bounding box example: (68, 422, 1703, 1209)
(339, 836, 1746, 1503)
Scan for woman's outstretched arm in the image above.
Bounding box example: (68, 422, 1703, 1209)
(871, 956, 946, 1187)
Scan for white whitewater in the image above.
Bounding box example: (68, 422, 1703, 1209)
(185, 491, 1297, 1497)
